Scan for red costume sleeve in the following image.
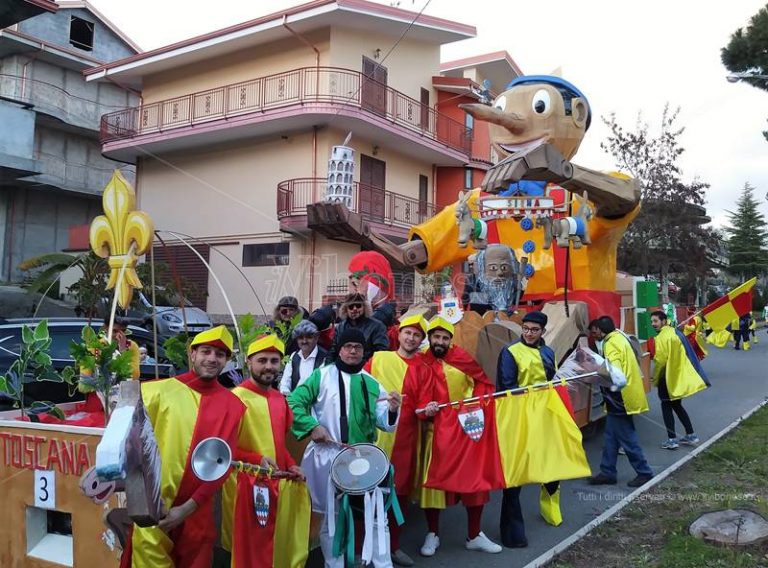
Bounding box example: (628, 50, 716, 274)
(282, 401, 297, 468)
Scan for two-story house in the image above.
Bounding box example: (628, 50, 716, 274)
(0, 0, 140, 283)
(87, 0, 521, 320)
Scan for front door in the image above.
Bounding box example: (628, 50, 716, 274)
(359, 154, 386, 222)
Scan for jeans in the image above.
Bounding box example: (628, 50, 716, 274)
(499, 481, 559, 545)
(599, 413, 653, 479)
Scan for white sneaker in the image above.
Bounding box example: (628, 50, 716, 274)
(465, 531, 502, 553)
(420, 532, 440, 556)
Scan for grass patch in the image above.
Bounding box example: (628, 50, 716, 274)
(550, 404, 768, 567)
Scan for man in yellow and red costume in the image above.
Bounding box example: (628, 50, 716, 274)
(364, 314, 433, 567)
(682, 308, 708, 360)
(222, 334, 310, 568)
(121, 326, 246, 568)
(418, 316, 502, 557)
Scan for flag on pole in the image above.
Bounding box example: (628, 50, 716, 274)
(700, 278, 756, 331)
(423, 386, 591, 493)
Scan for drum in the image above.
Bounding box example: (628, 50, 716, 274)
(330, 443, 389, 495)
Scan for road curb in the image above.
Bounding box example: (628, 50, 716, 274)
(523, 396, 768, 568)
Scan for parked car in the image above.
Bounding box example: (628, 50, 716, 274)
(135, 291, 212, 337)
(0, 318, 174, 410)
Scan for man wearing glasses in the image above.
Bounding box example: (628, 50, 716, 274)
(496, 311, 561, 548)
(328, 292, 390, 364)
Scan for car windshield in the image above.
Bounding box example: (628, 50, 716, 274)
(147, 290, 194, 308)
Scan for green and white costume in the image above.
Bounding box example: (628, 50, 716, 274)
(288, 364, 398, 568)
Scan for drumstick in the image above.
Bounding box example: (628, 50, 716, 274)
(375, 393, 406, 403)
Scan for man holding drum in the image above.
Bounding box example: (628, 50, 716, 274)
(365, 315, 434, 567)
(288, 327, 402, 568)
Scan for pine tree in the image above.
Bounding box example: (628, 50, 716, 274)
(724, 183, 768, 280)
(721, 5, 768, 140)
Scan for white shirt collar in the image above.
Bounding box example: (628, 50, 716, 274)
(297, 345, 319, 362)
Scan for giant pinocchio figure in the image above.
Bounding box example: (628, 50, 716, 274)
(310, 75, 642, 323)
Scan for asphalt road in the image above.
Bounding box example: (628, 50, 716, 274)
(391, 331, 768, 568)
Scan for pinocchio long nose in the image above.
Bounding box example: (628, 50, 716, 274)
(459, 103, 527, 134)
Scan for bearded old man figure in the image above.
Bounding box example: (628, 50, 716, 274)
(468, 244, 521, 315)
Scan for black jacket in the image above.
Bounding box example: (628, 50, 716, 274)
(328, 316, 389, 364)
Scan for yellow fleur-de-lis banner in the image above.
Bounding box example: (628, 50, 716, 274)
(90, 171, 154, 309)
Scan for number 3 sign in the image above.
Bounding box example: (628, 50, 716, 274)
(34, 470, 56, 509)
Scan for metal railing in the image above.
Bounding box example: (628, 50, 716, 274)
(32, 151, 135, 193)
(99, 67, 472, 154)
(0, 73, 133, 130)
(277, 177, 435, 230)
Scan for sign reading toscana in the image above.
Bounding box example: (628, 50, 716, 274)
(0, 431, 92, 476)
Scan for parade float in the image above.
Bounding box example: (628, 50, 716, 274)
(310, 75, 655, 429)
(0, 74, 665, 567)
(0, 172, 154, 567)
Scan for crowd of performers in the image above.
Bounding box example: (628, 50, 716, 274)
(118, 292, 712, 568)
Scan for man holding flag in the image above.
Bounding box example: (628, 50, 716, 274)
(683, 309, 708, 360)
(700, 278, 757, 349)
(418, 313, 591, 550)
(222, 335, 309, 568)
(417, 316, 502, 557)
(496, 311, 564, 548)
(650, 310, 709, 450)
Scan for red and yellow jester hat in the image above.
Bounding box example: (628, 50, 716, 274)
(399, 314, 428, 337)
(247, 334, 285, 358)
(190, 325, 234, 356)
(427, 316, 455, 337)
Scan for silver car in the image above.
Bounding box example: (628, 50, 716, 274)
(138, 291, 212, 337)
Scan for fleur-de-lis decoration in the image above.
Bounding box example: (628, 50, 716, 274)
(90, 171, 154, 309)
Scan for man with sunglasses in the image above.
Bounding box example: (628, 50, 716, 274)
(270, 296, 305, 354)
(328, 292, 389, 364)
(496, 311, 561, 548)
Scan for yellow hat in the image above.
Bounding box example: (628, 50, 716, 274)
(428, 316, 455, 337)
(247, 334, 285, 358)
(190, 325, 234, 355)
(399, 314, 427, 336)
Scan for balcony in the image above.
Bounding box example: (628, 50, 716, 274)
(277, 177, 435, 240)
(98, 67, 472, 164)
(20, 151, 135, 196)
(0, 73, 129, 133)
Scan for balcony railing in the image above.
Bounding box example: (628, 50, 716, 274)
(0, 73, 131, 130)
(32, 151, 135, 194)
(99, 67, 472, 154)
(277, 177, 435, 230)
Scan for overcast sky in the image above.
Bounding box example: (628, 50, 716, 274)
(93, 0, 768, 228)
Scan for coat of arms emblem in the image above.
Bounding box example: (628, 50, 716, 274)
(253, 485, 270, 527)
(457, 406, 485, 442)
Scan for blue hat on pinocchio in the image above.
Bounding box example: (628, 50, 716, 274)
(506, 75, 591, 130)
